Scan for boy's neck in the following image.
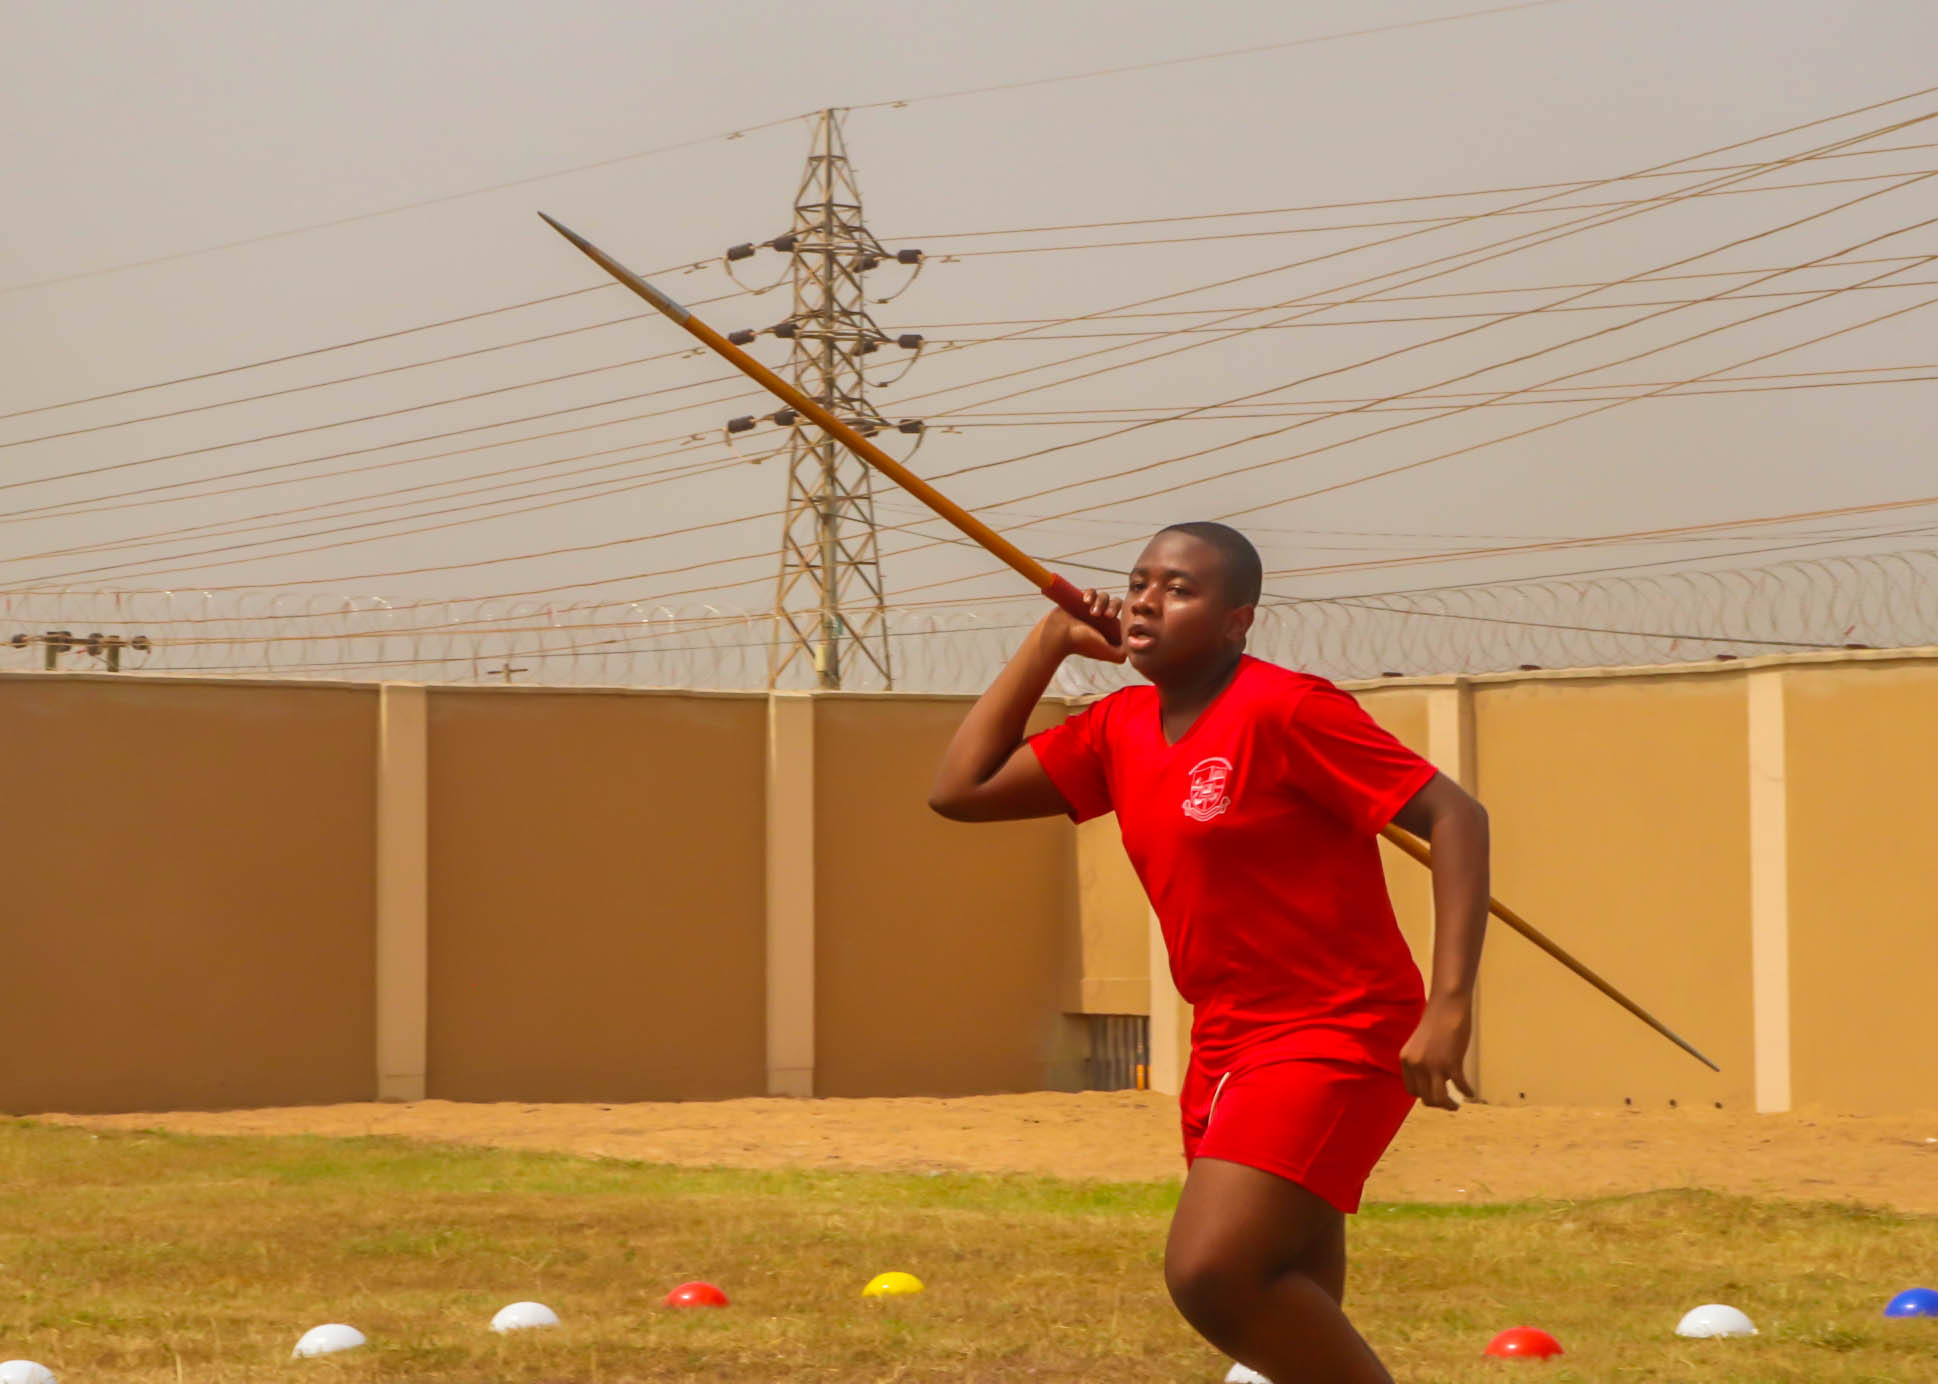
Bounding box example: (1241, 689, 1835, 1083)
(1156, 649, 1245, 720)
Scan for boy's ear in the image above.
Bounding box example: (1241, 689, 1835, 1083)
(1226, 604, 1256, 641)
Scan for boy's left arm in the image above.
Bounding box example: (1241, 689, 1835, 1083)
(1390, 773, 1490, 1111)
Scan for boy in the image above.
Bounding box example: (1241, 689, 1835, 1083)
(928, 522, 1489, 1384)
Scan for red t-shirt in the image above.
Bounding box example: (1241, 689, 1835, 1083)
(1030, 655, 1435, 1076)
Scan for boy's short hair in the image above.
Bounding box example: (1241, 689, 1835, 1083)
(1158, 521, 1263, 607)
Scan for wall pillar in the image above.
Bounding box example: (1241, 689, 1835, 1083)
(1426, 678, 1477, 791)
(375, 684, 428, 1102)
(1147, 906, 1186, 1096)
(1747, 669, 1792, 1113)
(765, 693, 817, 1097)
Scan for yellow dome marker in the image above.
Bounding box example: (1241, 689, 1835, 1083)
(862, 1272, 925, 1297)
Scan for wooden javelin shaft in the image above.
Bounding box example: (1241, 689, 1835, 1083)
(1378, 824, 1720, 1072)
(540, 212, 1715, 1076)
(538, 213, 1117, 643)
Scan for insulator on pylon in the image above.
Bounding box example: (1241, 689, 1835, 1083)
(727, 329, 757, 345)
(725, 243, 757, 261)
(859, 339, 880, 354)
(773, 321, 799, 339)
(895, 248, 922, 264)
(771, 409, 798, 426)
(857, 254, 881, 271)
(85, 633, 105, 656)
(896, 333, 924, 349)
(130, 636, 151, 653)
(726, 415, 757, 434)
(6, 633, 26, 648)
(896, 419, 924, 435)
(767, 233, 798, 252)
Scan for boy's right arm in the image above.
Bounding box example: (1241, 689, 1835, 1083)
(928, 589, 1124, 822)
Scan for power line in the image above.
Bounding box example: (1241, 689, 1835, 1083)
(907, 115, 1938, 494)
(6, 3, 1572, 303)
(851, 0, 1578, 111)
(897, 251, 1938, 323)
(878, 101, 1938, 453)
(6, 427, 751, 569)
(16, 445, 769, 587)
(881, 246, 1938, 602)
(1215, 276, 1938, 525)
(920, 167, 1938, 259)
(0, 119, 803, 299)
(0, 383, 763, 527)
(928, 369, 1938, 425)
(155, 159, 1938, 608)
(1088, 274, 1938, 574)
(34, 80, 1938, 608)
(889, 142, 1938, 240)
(0, 373, 747, 509)
(918, 276, 1938, 343)
(870, 84, 1932, 415)
(26, 86, 1922, 554)
(1, 346, 737, 457)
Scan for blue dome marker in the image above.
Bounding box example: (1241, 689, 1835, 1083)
(1884, 1287, 1938, 1318)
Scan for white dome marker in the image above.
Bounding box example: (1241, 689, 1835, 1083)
(1676, 1303, 1758, 1338)
(292, 1324, 367, 1358)
(490, 1301, 560, 1333)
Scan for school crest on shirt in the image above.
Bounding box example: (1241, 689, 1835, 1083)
(1182, 756, 1234, 822)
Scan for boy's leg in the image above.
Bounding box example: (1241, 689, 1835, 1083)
(1165, 1157, 1393, 1384)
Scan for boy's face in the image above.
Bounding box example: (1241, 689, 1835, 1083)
(1122, 531, 1254, 680)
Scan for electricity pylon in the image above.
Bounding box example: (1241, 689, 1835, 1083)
(768, 108, 902, 690)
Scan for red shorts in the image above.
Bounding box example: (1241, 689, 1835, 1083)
(1180, 1054, 1416, 1214)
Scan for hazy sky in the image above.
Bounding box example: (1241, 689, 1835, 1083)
(3, 0, 1935, 629)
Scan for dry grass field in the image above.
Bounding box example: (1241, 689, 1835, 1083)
(4, 1108, 1937, 1382)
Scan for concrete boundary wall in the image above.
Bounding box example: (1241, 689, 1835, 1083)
(6, 644, 1935, 1115)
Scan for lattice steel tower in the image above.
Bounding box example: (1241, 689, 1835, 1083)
(768, 108, 906, 690)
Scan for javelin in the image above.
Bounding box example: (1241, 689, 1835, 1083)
(536, 212, 1718, 1075)
(537, 212, 1117, 645)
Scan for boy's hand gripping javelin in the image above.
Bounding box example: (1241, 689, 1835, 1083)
(538, 213, 1718, 1077)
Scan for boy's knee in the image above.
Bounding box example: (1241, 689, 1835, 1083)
(1164, 1241, 1258, 1333)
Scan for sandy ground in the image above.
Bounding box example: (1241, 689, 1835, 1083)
(40, 1094, 1938, 1213)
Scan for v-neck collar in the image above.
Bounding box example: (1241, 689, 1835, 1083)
(1154, 654, 1252, 750)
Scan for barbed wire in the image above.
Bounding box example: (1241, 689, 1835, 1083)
(6, 547, 1934, 693)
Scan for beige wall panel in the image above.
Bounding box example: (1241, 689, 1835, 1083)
(426, 690, 767, 1101)
(1472, 676, 1751, 1107)
(1072, 814, 1149, 1014)
(1783, 663, 1938, 1113)
(813, 696, 1077, 1096)
(0, 676, 376, 1113)
(1353, 686, 1437, 979)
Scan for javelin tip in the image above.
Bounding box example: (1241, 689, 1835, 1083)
(535, 211, 691, 323)
(536, 211, 590, 251)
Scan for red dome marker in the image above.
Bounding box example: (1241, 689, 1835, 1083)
(1484, 1327, 1563, 1359)
(664, 1280, 729, 1308)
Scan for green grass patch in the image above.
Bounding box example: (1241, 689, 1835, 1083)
(1, 1118, 1933, 1380)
